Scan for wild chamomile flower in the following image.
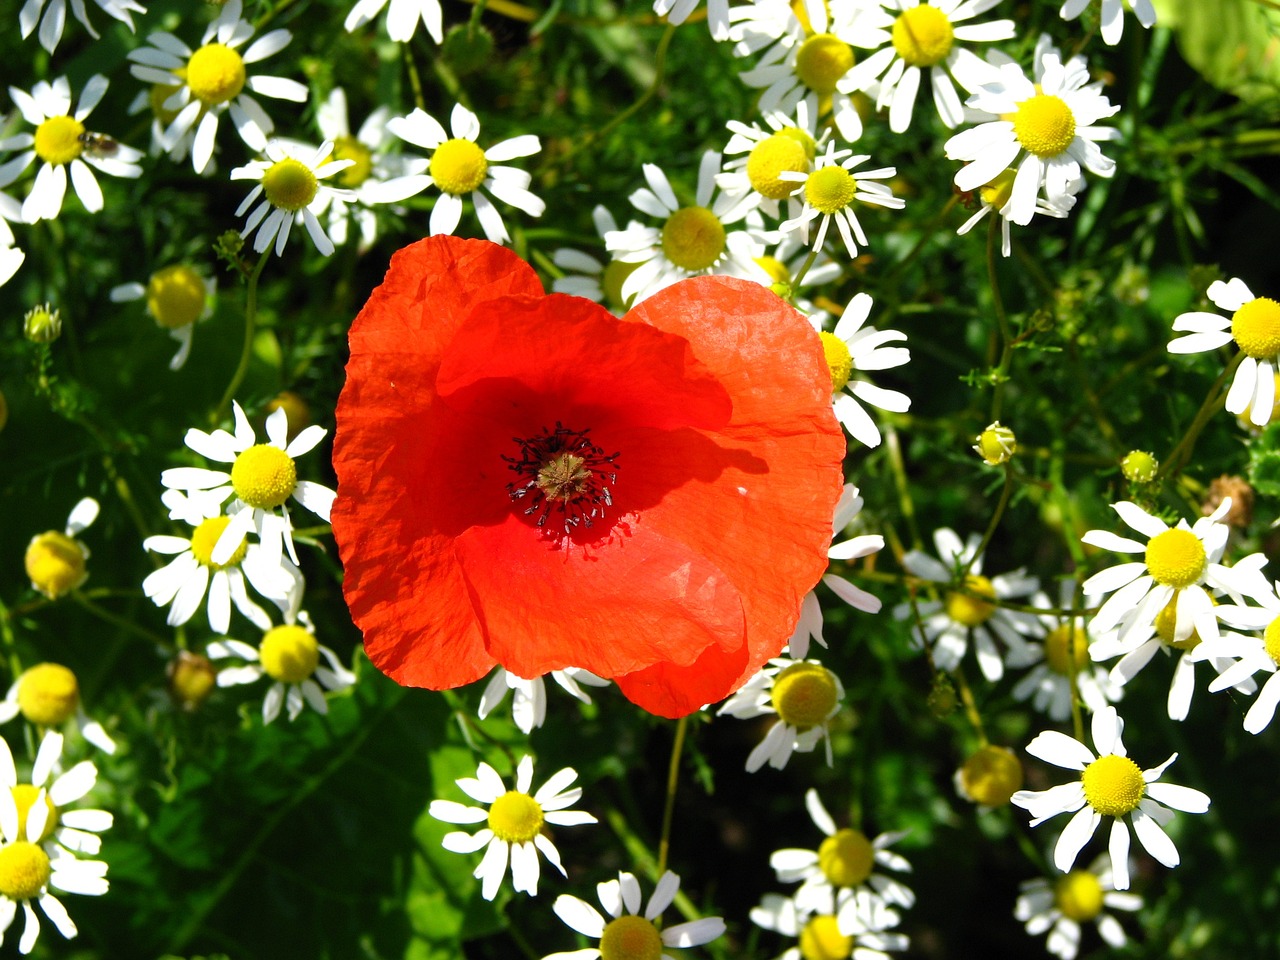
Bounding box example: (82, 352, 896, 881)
(0, 785, 108, 955)
(945, 35, 1120, 226)
(604, 151, 769, 306)
(654, 0, 730, 40)
(813, 293, 911, 449)
(546, 870, 726, 960)
(1013, 592, 1121, 723)
(955, 744, 1023, 807)
(718, 657, 844, 773)
(1012, 706, 1211, 889)
(551, 205, 637, 312)
(894, 528, 1043, 682)
(109, 265, 215, 370)
(751, 892, 908, 960)
(126, 0, 308, 175)
(345, 0, 443, 42)
(429, 755, 596, 901)
(844, 0, 1013, 133)
(19, 0, 145, 54)
(477, 667, 609, 735)
(1015, 857, 1141, 960)
(160, 400, 335, 567)
(1059, 0, 1155, 46)
(0, 664, 115, 755)
(24, 498, 98, 600)
(716, 98, 825, 220)
(955, 167, 1077, 257)
(790, 484, 884, 660)
(777, 144, 903, 260)
(207, 611, 354, 724)
(232, 140, 355, 257)
(0, 733, 112, 857)
(1194, 583, 1280, 734)
(385, 103, 544, 244)
(0, 76, 142, 224)
(1168, 277, 1280, 427)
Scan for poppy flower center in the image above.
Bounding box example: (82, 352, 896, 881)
(747, 134, 810, 200)
(16, 663, 80, 726)
(805, 166, 857, 215)
(1153, 598, 1204, 650)
(486, 790, 544, 843)
(772, 661, 839, 728)
(598, 914, 662, 960)
(33, 115, 85, 166)
(189, 516, 249, 569)
(891, 4, 954, 67)
(1144, 528, 1206, 588)
(1054, 869, 1104, 922)
(818, 331, 853, 391)
(262, 159, 319, 212)
(945, 574, 997, 627)
(794, 33, 854, 95)
(185, 43, 247, 106)
(506, 423, 619, 533)
(259, 625, 319, 683)
(1081, 754, 1145, 816)
(0, 842, 51, 901)
(1013, 94, 1076, 159)
(799, 915, 853, 960)
(333, 135, 374, 188)
(231, 444, 298, 509)
(817, 827, 873, 887)
(978, 168, 1016, 209)
(146, 265, 207, 330)
(661, 207, 727, 271)
(1044, 623, 1089, 675)
(430, 138, 488, 195)
(11, 785, 58, 843)
(1231, 297, 1280, 359)
(25, 531, 87, 599)
(960, 744, 1022, 806)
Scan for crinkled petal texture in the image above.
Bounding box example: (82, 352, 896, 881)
(333, 236, 844, 717)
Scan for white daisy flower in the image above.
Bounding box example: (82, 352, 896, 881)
(109, 264, 216, 370)
(0, 664, 116, 755)
(1011, 705, 1211, 889)
(546, 870, 725, 959)
(1168, 277, 1280, 427)
(1015, 856, 1141, 960)
(429, 755, 596, 901)
(207, 610, 354, 724)
(477, 667, 609, 735)
(0, 785, 108, 955)
(551, 205, 634, 311)
(894, 528, 1043, 682)
(1194, 581, 1280, 734)
(385, 103, 544, 244)
(232, 139, 355, 257)
(751, 891, 908, 960)
(654, 0, 731, 40)
(944, 35, 1120, 226)
(716, 97, 826, 221)
(18, 0, 145, 54)
(0, 732, 113, 857)
(160, 400, 335, 567)
(126, 0, 309, 175)
(1059, 0, 1155, 46)
(718, 657, 844, 772)
(777, 143, 903, 259)
(789, 484, 884, 660)
(345, 0, 443, 43)
(23, 498, 98, 601)
(604, 151, 770, 306)
(955, 166, 1078, 257)
(0, 76, 143, 224)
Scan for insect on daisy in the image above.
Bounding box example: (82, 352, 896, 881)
(232, 140, 355, 257)
(718, 657, 844, 772)
(777, 144, 903, 260)
(1015, 856, 1141, 960)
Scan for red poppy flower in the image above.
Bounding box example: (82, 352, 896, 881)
(331, 236, 844, 718)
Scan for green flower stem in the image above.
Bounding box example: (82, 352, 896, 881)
(1157, 351, 1243, 482)
(70, 591, 170, 648)
(0, 598, 23, 681)
(656, 714, 688, 880)
(215, 247, 272, 424)
(962, 460, 1014, 580)
(986, 215, 1014, 423)
(601, 803, 702, 923)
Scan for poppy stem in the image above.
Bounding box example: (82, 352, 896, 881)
(655, 714, 689, 881)
(214, 247, 272, 425)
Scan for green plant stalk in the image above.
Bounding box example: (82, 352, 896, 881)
(215, 247, 272, 423)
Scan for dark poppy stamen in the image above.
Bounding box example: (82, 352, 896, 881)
(504, 422, 620, 532)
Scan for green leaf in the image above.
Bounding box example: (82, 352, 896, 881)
(1153, 0, 1280, 101)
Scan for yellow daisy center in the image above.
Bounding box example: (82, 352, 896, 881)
(746, 133, 810, 200)
(599, 914, 663, 960)
(1231, 297, 1280, 360)
(0, 842, 52, 901)
(185, 43, 247, 107)
(486, 790, 545, 843)
(1044, 623, 1090, 676)
(819, 331, 853, 392)
(800, 915, 853, 960)
(772, 661, 840, 729)
(891, 4, 955, 68)
(805, 166, 856, 215)
(1120, 450, 1158, 483)
(188, 516, 249, 570)
(817, 828, 873, 887)
(146, 265, 207, 330)
(262, 158, 319, 212)
(1012, 94, 1077, 159)
(1144, 528, 1206, 588)
(794, 33, 855, 96)
(1054, 869, 1104, 923)
(944, 574, 997, 627)
(25, 531, 87, 599)
(16, 663, 80, 727)
(430, 138, 488, 195)
(601, 259, 639, 312)
(333, 135, 374, 188)
(1153, 597, 1206, 651)
(231, 443, 298, 509)
(33, 115, 85, 166)
(960, 744, 1023, 806)
(661, 206, 727, 272)
(259, 624, 319, 684)
(755, 255, 790, 286)
(977, 168, 1016, 209)
(1081, 754, 1145, 817)
(11, 785, 58, 843)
